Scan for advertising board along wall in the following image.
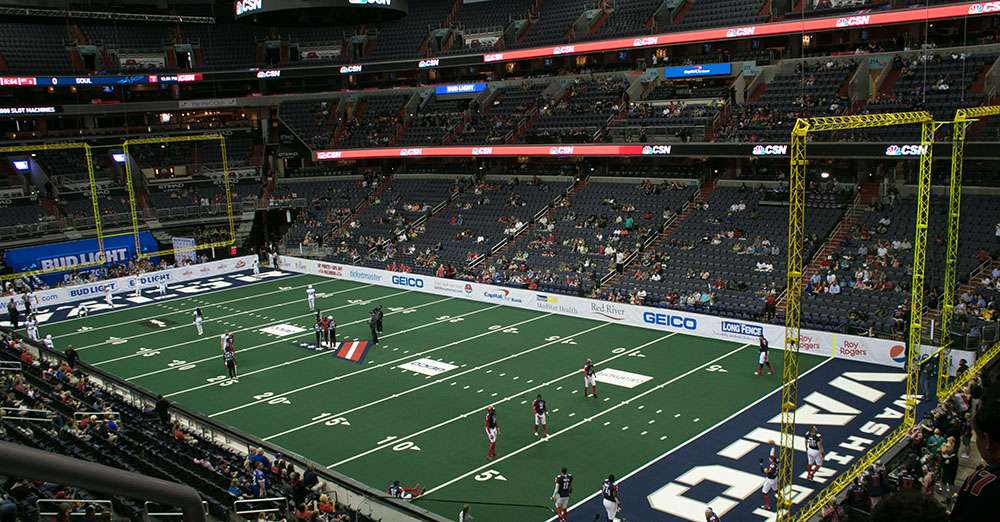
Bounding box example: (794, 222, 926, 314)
(13, 255, 257, 311)
(282, 256, 908, 368)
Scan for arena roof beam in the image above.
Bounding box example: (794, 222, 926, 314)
(0, 7, 214, 23)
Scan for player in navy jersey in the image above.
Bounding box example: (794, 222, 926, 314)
(552, 467, 572, 521)
(805, 425, 824, 480)
(704, 506, 720, 521)
(601, 474, 620, 521)
(756, 335, 775, 375)
(532, 394, 549, 439)
(760, 454, 778, 511)
(583, 358, 597, 398)
(485, 405, 498, 460)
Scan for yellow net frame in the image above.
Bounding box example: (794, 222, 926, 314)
(779, 112, 936, 521)
(120, 134, 236, 260)
(0, 142, 105, 282)
(934, 105, 1000, 401)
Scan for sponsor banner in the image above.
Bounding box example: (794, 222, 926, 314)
(433, 83, 487, 95)
(463, 32, 501, 49)
(260, 323, 307, 337)
(0, 106, 59, 117)
(172, 237, 198, 265)
(398, 358, 458, 376)
(664, 63, 731, 79)
(302, 46, 343, 61)
(475, 2, 992, 65)
(594, 368, 654, 389)
(283, 257, 906, 368)
(13, 255, 256, 310)
(178, 97, 239, 109)
(119, 53, 166, 70)
(4, 232, 159, 285)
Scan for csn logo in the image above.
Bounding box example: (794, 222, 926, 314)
(391, 275, 424, 288)
(418, 59, 440, 68)
(641, 145, 672, 155)
(969, 2, 1000, 14)
(339, 65, 363, 74)
(552, 45, 575, 55)
(471, 147, 493, 155)
(726, 26, 755, 38)
(836, 16, 870, 27)
(235, 0, 263, 16)
(885, 144, 928, 156)
(752, 144, 788, 156)
(642, 311, 697, 331)
(549, 146, 575, 155)
(632, 37, 657, 47)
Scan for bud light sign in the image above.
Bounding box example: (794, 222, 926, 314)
(3, 232, 159, 285)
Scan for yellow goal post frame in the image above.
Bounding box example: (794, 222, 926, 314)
(0, 142, 106, 282)
(779, 112, 937, 522)
(934, 105, 1000, 402)
(120, 134, 236, 261)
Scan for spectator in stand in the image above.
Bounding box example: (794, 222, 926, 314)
(154, 394, 170, 423)
(870, 490, 947, 521)
(951, 398, 1000, 521)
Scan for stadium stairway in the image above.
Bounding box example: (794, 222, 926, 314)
(595, 177, 711, 293)
(922, 257, 1000, 341)
(774, 188, 868, 318)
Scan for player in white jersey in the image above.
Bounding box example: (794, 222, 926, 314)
(601, 475, 620, 521)
(131, 276, 141, 297)
(194, 308, 204, 336)
(760, 452, 778, 511)
(104, 286, 113, 307)
(26, 314, 39, 341)
(306, 285, 316, 311)
(77, 302, 89, 317)
(252, 258, 260, 277)
(805, 425, 824, 480)
(158, 281, 168, 296)
(43, 334, 54, 351)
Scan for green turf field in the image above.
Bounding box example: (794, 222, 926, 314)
(43, 273, 827, 521)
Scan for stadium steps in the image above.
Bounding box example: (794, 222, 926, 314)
(0, 51, 7, 70)
(596, 178, 712, 293)
(583, 3, 613, 37)
(670, 0, 692, 26)
(877, 67, 901, 96)
(774, 190, 866, 317)
(922, 258, 1000, 340)
(468, 175, 586, 269)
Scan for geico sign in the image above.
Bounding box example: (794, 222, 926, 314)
(885, 144, 928, 156)
(642, 311, 697, 331)
(391, 275, 424, 288)
(752, 144, 788, 156)
(836, 15, 870, 27)
(969, 2, 1000, 14)
(725, 26, 755, 38)
(235, 0, 262, 16)
(632, 37, 657, 47)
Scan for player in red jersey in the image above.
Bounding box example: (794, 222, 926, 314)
(532, 394, 548, 439)
(583, 358, 597, 398)
(485, 405, 498, 460)
(756, 335, 775, 375)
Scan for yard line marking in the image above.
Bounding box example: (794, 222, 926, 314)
(547, 355, 836, 522)
(419, 342, 751, 498)
(324, 333, 669, 467)
(251, 314, 577, 434)
(94, 288, 413, 366)
(76, 282, 368, 351)
(52, 273, 308, 332)
(211, 312, 550, 418)
(148, 297, 472, 389)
